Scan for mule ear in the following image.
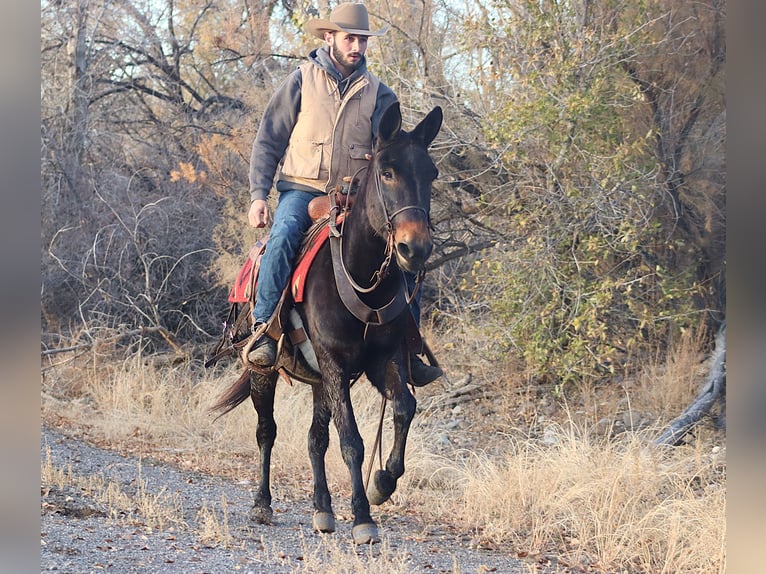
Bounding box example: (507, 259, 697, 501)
(412, 106, 443, 148)
(377, 102, 402, 145)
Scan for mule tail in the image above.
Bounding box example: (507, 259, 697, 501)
(209, 368, 252, 421)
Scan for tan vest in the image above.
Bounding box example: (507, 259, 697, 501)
(279, 62, 380, 193)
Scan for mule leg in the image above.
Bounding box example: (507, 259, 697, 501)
(368, 358, 417, 506)
(308, 383, 335, 533)
(325, 370, 379, 544)
(249, 371, 278, 524)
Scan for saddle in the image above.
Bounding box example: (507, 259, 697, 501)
(205, 182, 434, 385)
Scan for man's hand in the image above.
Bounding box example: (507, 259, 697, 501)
(248, 199, 271, 228)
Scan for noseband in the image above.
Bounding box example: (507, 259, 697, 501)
(374, 169, 430, 233)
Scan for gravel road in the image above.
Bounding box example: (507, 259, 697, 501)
(41, 425, 531, 573)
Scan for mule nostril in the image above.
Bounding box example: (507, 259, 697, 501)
(396, 241, 432, 267)
(396, 242, 412, 260)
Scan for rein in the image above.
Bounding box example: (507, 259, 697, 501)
(364, 394, 387, 493)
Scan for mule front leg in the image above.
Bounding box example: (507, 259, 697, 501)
(249, 372, 278, 524)
(308, 383, 335, 533)
(327, 375, 379, 544)
(368, 358, 417, 506)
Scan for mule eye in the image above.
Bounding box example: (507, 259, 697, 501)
(381, 170, 394, 180)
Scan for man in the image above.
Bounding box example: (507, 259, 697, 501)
(245, 2, 443, 386)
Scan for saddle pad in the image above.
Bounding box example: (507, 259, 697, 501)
(228, 238, 268, 303)
(291, 224, 331, 303)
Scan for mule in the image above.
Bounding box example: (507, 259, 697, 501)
(209, 102, 443, 544)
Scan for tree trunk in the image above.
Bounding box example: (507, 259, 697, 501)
(65, 0, 91, 206)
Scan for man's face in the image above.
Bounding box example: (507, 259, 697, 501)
(326, 32, 369, 76)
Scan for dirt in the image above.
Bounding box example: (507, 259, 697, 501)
(40, 422, 542, 574)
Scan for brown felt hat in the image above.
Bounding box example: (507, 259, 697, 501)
(306, 3, 388, 39)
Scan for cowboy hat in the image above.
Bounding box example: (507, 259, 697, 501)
(306, 3, 389, 39)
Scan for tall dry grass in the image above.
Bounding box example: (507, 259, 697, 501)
(40, 328, 725, 574)
(448, 423, 725, 573)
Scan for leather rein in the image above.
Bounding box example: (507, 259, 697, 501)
(328, 164, 428, 328)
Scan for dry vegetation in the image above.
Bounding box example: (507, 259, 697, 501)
(41, 446, 186, 532)
(41, 326, 725, 574)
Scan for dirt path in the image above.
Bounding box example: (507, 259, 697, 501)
(41, 424, 530, 574)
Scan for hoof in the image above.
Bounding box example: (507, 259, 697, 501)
(367, 483, 387, 506)
(351, 522, 379, 545)
(367, 470, 395, 506)
(312, 511, 336, 533)
(250, 504, 273, 524)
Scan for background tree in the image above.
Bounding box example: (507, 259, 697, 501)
(41, 0, 287, 352)
(448, 0, 725, 384)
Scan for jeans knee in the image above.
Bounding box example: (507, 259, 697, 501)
(270, 217, 301, 239)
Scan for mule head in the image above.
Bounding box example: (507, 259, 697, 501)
(373, 103, 443, 273)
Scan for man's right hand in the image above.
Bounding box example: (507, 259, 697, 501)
(248, 199, 271, 228)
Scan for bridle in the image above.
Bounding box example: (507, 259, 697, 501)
(329, 154, 431, 324)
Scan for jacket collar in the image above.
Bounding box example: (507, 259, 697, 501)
(309, 46, 368, 89)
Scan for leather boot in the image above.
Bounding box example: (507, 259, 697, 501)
(247, 333, 277, 366)
(410, 355, 444, 386)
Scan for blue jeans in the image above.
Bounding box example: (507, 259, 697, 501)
(252, 188, 423, 328)
(253, 189, 321, 324)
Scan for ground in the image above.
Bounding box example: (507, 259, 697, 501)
(41, 410, 544, 573)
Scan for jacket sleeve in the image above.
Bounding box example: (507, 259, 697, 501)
(248, 69, 302, 202)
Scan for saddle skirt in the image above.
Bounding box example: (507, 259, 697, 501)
(228, 237, 268, 304)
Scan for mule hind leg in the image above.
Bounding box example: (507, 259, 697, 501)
(249, 371, 279, 524)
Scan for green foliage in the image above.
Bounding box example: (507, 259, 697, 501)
(465, 225, 705, 384)
(454, 0, 722, 383)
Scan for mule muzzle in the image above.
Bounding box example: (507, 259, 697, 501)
(393, 221, 433, 272)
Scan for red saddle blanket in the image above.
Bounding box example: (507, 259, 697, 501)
(228, 221, 334, 305)
(290, 224, 331, 303)
(228, 238, 267, 303)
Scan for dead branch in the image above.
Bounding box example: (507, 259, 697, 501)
(41, 326, 183, 359)
(654, 322, 726, 446)
(41, 344, 92, 357)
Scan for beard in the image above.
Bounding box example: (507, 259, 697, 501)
(331, 43, 363, 74)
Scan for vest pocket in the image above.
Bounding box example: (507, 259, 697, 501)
(345, 143, 372, 178)
(282, 138, 323, 179)
(349, 143, 371, 160)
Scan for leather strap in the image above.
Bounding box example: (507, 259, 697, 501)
(329, 233, 408, 325)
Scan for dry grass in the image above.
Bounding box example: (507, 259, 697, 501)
(40, 326, 725, 574)
(195, 494, 235, 548)
(450, 424, 725, 573)
(290, 534, 441, 574)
